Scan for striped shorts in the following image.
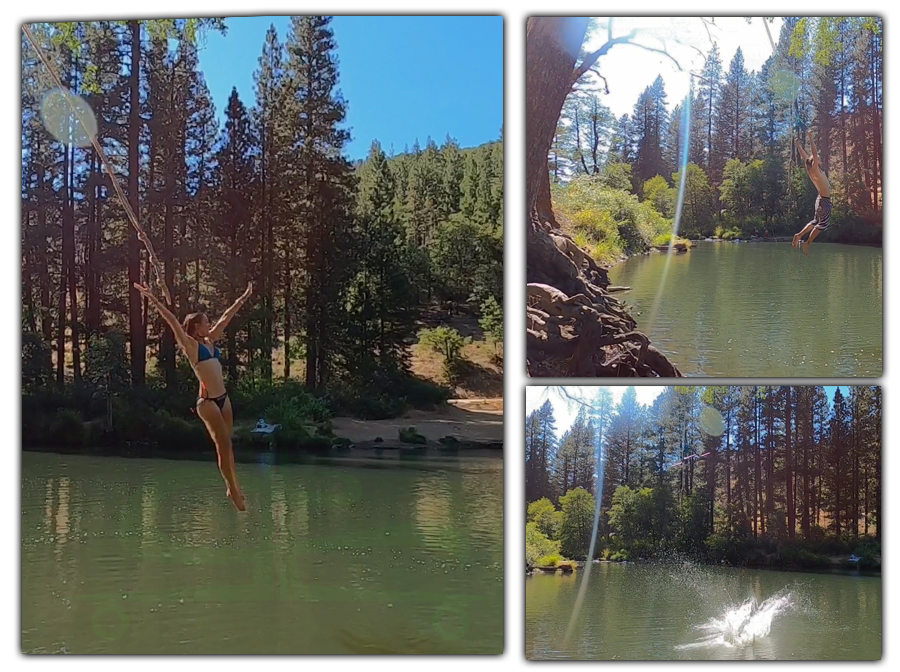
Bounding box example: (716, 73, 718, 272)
(811, 195, 832, 231)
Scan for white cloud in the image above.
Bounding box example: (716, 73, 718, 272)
(581, 17, 785, 118)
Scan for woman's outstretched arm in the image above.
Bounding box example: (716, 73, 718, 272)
(209, 282, 253, 342)
(134, 283, 192, 353)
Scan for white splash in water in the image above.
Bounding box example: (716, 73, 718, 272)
(678, 593, 793, 650)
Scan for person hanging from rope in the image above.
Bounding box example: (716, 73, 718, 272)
(792, 130, 832, 255)
(135, 281, 254, 512)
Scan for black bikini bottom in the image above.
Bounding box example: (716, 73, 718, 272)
(197, 392, 228, 412)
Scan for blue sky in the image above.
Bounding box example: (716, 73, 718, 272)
(195, 16, 503, 160)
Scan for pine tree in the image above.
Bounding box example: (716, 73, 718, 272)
(284, 15, 356, 391)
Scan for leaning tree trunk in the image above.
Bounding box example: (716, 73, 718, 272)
(525, 17, 681, 378)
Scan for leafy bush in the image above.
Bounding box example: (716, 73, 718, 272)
(326, 375, 451, 420)
(706, 533, 758, 566)
(538, 554, 563, 568)
(527, 498, 561, 540)
(46, 409, 85, 447)
(855, 537, 881, 559)
(554, 174, 673, 263)
(526, 522, 561, 569)
(146, 410, 209, 449)
(418, 326, 471, 382)
(796, 550, 832, 569)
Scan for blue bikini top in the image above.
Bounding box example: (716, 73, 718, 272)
(197, 342, 220, 363)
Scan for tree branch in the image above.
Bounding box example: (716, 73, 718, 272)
(572, 29, 685, 90)
(588, 67, 610, 94)
(571, 29, 639, 84)
(626, 41, 684, 71)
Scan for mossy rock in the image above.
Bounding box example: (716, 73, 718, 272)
(398, 426, 427, 445)
(331, 437, 353, 451)
(438, 436, 461, 449)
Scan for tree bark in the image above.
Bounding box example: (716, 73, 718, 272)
(128, 20, 146, 386)
(526, 17, 588, 215)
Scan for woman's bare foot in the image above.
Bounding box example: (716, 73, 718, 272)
(227, 486, 246, 511)
(802, 241, 811, 256)
(792, 232, 802, 247)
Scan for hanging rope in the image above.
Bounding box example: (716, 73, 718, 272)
(759, 18, 800, 202)
(22, 23, 173, 306)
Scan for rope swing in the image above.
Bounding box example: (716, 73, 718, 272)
(22, 23, 173, 306)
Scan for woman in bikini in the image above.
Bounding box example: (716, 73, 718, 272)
(134, 281, 253, 511)
(792, 130, 832, 255)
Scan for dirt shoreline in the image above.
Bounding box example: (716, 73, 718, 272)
(330, 398, 503, 444)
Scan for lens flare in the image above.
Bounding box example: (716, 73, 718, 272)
(645, 83, 692, 332)
(563, 424, 608, 646)
(770, 69, 801, 104)
(700, 405, 725, 436)
(40, 88, 97, 148)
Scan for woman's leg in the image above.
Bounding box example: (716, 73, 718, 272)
(222, 396, 234, 436)
(197, 400, 245, 511)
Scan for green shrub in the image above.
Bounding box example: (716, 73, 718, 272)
(538, 554, 563, 568)
(554, 175, 674, 262)
(47, 410, 86, 447)
(526, 522, 561, 569)
(162, 411, 209, 449)
(797, 550, 832, 570)
(418, 326, 471, 383)
(855, 538, 881, 558)
(858, 556, 880, 571)
(328, 384, 407, 420)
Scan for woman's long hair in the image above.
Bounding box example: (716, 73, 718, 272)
(182, 312, 206, 340)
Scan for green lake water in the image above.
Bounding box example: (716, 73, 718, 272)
(608, 242, 882, 377)
(526, 562, 881, 660)
(22, 451, 503, 654)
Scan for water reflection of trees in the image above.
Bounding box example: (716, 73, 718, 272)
(23, 453, 503, 653)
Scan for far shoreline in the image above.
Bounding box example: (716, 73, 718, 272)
(526, 557, 881, 578)
(22, 441, 503, 468)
